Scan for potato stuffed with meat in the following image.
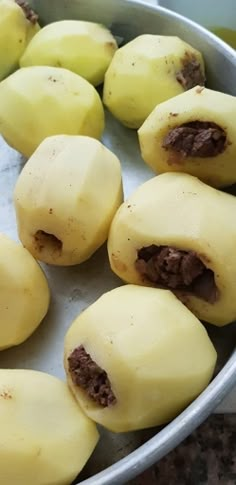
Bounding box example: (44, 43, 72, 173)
(14, 135, 123, 266)
(138, 86, 236, 188)
(108, 172, 236, 326)
(64, 285, 216, 432)
(103, 35, 205, 129)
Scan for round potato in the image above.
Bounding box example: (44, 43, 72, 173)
(64, 285, 216, 433)
(0, 66, 104, 158)
(108, 172, 236, 326)
(103, 34, 205, 129)
(20, 20, 118, 86)
(0, 369, 99, 485)
(0, 233, 50, 350)
(138, 86, 236, 188)
(0, 0, 40, 81)
(14, 135, 123, 265)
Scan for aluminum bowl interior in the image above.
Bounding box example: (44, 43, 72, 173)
(2, 0, 236, 484)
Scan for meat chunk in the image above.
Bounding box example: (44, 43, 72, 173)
(176, 56, 205, 90)
(68, 345, 117, 408)
(162, 121, 226, 158)
(136, 245, 219, 303)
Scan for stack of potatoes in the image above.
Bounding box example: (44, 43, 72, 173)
(0, 1, 236, 484)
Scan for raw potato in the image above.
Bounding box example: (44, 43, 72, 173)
(64, 285, 217, 433)
(0, 66, 104, 158)
(0, 0, 40, 81)
(0, 369, 99, 485)
(103, 35, 205, 129)
(108, 172, 236, 326)
(138, 86, 236, 188)
(0, 233, 50, 350)
(20, 20, 118, 86)
(14, 135, 123, 266)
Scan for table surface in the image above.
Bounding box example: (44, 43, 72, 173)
(130, 415, 236, 485)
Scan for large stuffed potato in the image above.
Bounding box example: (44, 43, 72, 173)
(108, 172, 236, 326)
(14, 135, 123, 265)
(64, 285, 216, 432)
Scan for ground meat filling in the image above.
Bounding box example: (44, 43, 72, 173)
(136, 245, 219, 303)
(68, 345, 117, 408)
(176, 56, 205, 90)
(162, 121, 227, 158)
(16, 0, 39, 24)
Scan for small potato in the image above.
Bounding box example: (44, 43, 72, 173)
(0, 0, 40, 81)
(103, 34, 205, 129)
(108, 172, 236, 326)
(138, 86, 236, 188)
(0, 66, 104, 158)
(0, 233, 50, 350)
(0, 369, 99, 485)
(64, 285, 217, 433)
(20, 20, 118, 86)
(14, 135, 123, 266)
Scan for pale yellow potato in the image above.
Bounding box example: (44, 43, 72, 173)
(0, 0, 40, 81)
(108, 172, 236, 326)
(138, 86, 236, 188)
(14, 135, 123, 265)
(0, 233, 50, 350)
(0, 369, 99, 485)
(64, 285, 217, 433)
(20, 20, 118, 86)
(103, 35, 205, 129)
(0, 66, 104, 158)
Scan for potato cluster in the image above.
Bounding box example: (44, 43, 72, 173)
(0, 2, 235, 484)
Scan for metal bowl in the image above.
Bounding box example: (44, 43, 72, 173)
(1, 0, 236, 483)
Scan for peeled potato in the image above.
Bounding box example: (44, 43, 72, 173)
(138, 86, 236, 188)
(0, 0, 40, 81)
(0, 66, 104, 158)
(14, 135, 123, 265)
(20, 20, 118, 86)
(64, 285, 217, 433)
(0, 369, 99, 485)
(108, 172, 236, 326)
(0, 233, 50, 350)
(103, 34, 205, 129)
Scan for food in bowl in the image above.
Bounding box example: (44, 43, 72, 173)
(0, 65, 104, 158)
(20, 20, 118, 86)
(0, 233, 50, 350)
(0, 0, 40, 81)
(14, 135, 123, 265)
(108, 172, 236, 326)
(64, 285, 216, 433)
(0, 369, 99, 485)
(103, 34, 205, 128)
(138, 86, 236, 187)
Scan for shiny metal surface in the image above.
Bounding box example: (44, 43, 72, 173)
(0, 1, 236, 484)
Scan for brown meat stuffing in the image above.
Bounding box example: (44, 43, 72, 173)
(176, 55, 205, 90)
(68, 345, 117, 408)
(16, 0, 39, 24)
(136, 245, 219, 303)
(162, 121, 227, 158)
